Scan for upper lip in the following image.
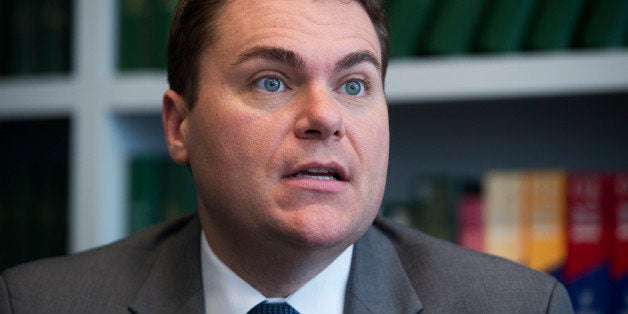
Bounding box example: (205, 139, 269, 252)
(285, 162, 348, 181)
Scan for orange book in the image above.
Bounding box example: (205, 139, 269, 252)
(524, 170, 567, 275)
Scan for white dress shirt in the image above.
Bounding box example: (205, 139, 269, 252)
(200, 233, 353, 314)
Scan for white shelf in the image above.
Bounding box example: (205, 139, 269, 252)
(1, 0, 627, 252)
(386, 50, 628, 103)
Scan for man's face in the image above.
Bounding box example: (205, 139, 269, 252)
(184, 0, 389, 250)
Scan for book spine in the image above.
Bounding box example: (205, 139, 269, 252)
(482, 171, 527, 265)
(118, 0, 154, 70)
(37, 0, 72, 73)
(421, 0, 488, 55)
(9, 0, 39, 74)
(152, 0, 177, 69)
(386, 0, 436, 58)
(612, 173, 628, 313)
(524, 0, 587, 50)
(162, 161, 196, 220)
(525, 170, 567, 278)
(408, 176, 461, 242)
(563, 172, 613, 313)
(0, 0, 11, 75)
(457, 193, 483, 252)
(128, 156, 165, 234)
(472, 0, 539, 52)
(574, 0, 628, 48)
(380, 201, 414, 227)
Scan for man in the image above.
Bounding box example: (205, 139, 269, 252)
(1, 0, 573, 313)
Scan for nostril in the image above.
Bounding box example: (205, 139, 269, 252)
(305, 130, 321, 134)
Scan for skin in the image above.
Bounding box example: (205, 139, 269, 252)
(163, 0, 389, 297)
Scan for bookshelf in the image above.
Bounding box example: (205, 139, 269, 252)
(1, 0, 628, 256)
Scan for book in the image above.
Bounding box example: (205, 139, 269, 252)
(30, 159, 68, 259)
(9, 0, 39, 74)
(524, 170, 567, 277)
(524, 0, 587, 50)
(152, 0, 177, 69)
(37, 0, 72, 73)
(482, 171, 527, 265)
(162, 161, 197, 221)
(386, 0, 436, 58)
(611, 173, 628, 313)
(128, 156, 198, 234)
(574, 0, 628, 48)
(118, 0, 155, 70)
(457, 193, 483, 252)
(472, 0, 539, 52)
(0, 0, 11, 75)
(420, 0, 488, 55)
(408, 176, 467, 242)
(380, 201, 414, 227)
(563, 172, 613, 313)
(128, 156, 165, 234)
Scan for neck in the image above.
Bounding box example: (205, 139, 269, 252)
(199, 211, 347, 297)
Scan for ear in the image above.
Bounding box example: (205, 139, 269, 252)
(162, 89, 190, 165)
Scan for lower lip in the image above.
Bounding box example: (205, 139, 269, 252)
(282, 176, 348, 193)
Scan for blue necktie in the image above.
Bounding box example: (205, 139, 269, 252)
(247, 301, 300, 314)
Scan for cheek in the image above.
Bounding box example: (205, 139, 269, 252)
(188, 106, 285, 189)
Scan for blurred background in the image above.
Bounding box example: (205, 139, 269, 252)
(1, 0, 627, 312)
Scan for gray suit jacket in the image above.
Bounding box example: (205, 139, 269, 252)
(0, 214, 573, 313)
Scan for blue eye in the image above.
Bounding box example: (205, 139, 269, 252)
(343, 80, 364, 96)
(254, 77, 285, 93)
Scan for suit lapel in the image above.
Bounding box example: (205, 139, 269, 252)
(128, 216, 205, 314)
(344, 225, 423, 314)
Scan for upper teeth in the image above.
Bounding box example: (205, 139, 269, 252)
(306, 168, 332, 174)
(295, 168, 338, 180)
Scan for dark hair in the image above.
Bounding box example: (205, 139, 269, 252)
(167, 0, 389, 108)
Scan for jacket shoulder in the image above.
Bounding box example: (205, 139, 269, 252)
(0, 214, 199, 313)
(371, 217, 574, 313)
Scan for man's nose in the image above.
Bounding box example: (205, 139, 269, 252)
(293, 85, 346, 141)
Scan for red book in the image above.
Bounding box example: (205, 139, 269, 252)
(563, 172, 614, 313)
(457, 194, 483, 252)
(612, 173, 628, 313)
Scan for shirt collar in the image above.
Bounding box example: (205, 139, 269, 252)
(200, 232, 353, 314)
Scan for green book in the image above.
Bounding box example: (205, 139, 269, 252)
(574, 0, 628, 48)
(118, 0, 154, 71)
(34, 159, 68, 258)
(380, 201, 415, 227)
(524, 0, 587, 50)
(386, 0, 437, 58)
(0, 0, 11, 75)
(10, 160, 36, 266)
(162, 161, 197, 221)
(128, 156, 165, 234)
(0, 162, 13, 270)
(37, 0, 72, 74)
(420, 0, 488, 55)
(473, 0, 539, 52)
(408, 176, 466, 242)
(152, 0, 177, 69)
(9, 0, 39, 74)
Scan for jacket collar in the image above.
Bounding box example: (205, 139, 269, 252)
(344, 223, 423, 314)
(128, 215, 205, 313)
(127, 215, 422, 313)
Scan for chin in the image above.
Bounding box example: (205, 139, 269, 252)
(275, 205, 375, 250)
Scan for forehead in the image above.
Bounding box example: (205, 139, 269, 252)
(210, 0, 381, 66)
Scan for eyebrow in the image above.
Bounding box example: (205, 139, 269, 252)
(334, 50, 381, 73)
(233, 46, 305, 71)
(233, 46, 381, 74)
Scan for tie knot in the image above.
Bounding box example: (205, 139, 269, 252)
(247, 301, 300, 314)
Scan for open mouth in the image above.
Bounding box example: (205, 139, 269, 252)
(289, 168, 344, 181)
